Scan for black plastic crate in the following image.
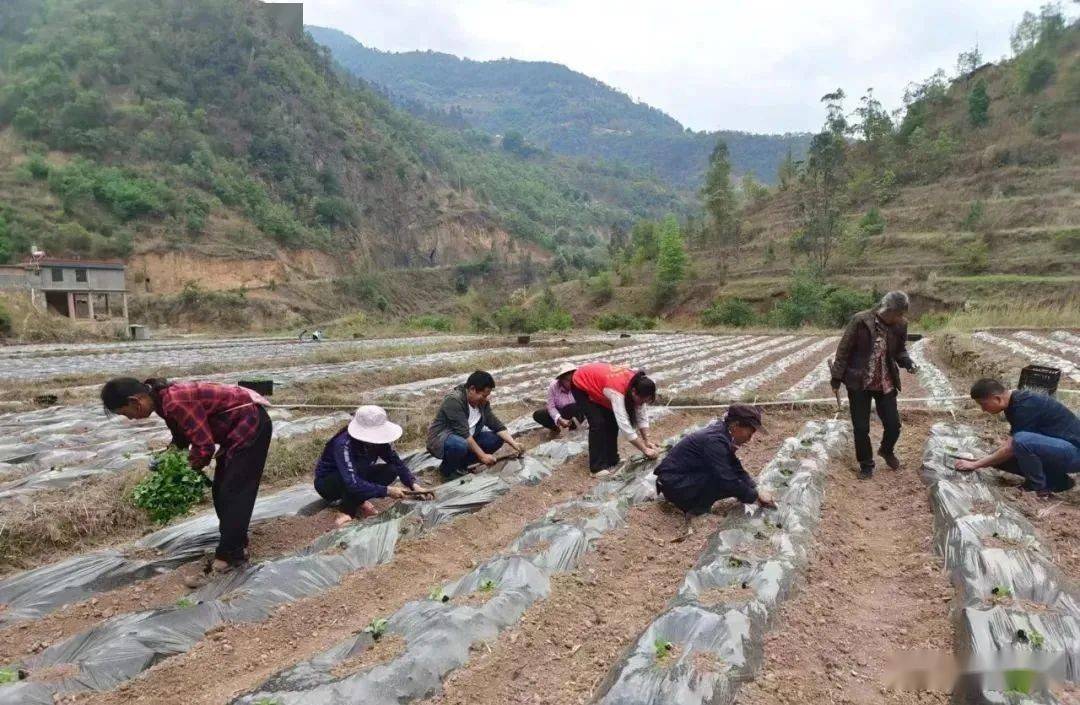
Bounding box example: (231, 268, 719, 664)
(1018, 365, 1061, 396)
(238, 379, 274, 396)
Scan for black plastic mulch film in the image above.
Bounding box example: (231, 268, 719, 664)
(0, 409, 658, 705)
(921, 423, 1079, 705)
(222, 420, 851, 705)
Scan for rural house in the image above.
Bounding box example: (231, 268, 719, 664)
(0, 258, 129, 323)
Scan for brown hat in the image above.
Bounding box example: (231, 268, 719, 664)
(725, 404, 765, 431)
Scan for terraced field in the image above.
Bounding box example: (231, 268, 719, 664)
(0, 330, 1076, 704)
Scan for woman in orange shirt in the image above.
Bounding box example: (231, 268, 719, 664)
(570, 362, 659, 474)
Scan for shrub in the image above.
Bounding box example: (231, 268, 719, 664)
(962, 201, 984, 231)
(26, 154, 49, 180)
(968, 79, 990, 127)
(339, 273, 389, 312)
(770, 272, 826, 328)
(1016, 53, 1055, 94)
(821, 288, 875, 328)
(314, 196, 357, 228)
(0, 302, 12, 337)
(1052, 228, 1079, 253)
(588, 271, 614, 304)
(916, 312, 951, 330)
(595, 313, 655, 331)
(959, 238, 990, 274)
(409, 314, 454, 332)
(493, 305, 536, 334)
(130, 450, 206, 524)
(701, 298, 755, 328)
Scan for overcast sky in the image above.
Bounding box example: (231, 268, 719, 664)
(296, 0, 1058, 134)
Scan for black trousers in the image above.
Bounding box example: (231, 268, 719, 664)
(847, 389, 901, 471)
(532, 403, 585, 431)
(572, 387, 620, 472)
(213, 406, 271, 564)
(314, 464, 398, 517)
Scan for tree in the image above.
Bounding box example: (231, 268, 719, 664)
(968, 78, 990, 127)
(701, 139, 738, 245)
(653, 215, 687, 307)
(777, 148, 798, 191)
(956, 44, 983, 77)
(739, 173, 769, 209)
(795, 91, 848, 272)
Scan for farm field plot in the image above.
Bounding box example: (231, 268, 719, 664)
(0, 330, 1076, 705)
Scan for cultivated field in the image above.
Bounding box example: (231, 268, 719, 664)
(0, 330, 1077, 705)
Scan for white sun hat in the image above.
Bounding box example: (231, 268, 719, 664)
(347, 405, 403, 444)
(556, 364, 578, 379)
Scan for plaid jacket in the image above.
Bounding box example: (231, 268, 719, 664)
(154, 382, 264, 469)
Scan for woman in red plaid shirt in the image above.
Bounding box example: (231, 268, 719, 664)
(102, 377, 272, 576)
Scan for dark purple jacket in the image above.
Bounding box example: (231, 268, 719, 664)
(313, 428, 415, 498)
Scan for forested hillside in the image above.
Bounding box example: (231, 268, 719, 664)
(0, 0, 687, 276)
(307, 26, 811, 189)
(556, 8, 1080, 330)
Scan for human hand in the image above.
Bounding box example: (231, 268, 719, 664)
(830, 378, 842, 391)
(386, 486, 407, 499)
(642, 446, 660, 460)
(953, 459, 978, 472)
(557, 418, 572, 429)
(756, 489, 777, 509)
(480, 452, 499, 467)
(907, 364, 920, 374)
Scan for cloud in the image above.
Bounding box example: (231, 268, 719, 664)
(293, 0, 1052, 133)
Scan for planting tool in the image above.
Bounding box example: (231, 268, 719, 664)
(403, 488, 435, 500)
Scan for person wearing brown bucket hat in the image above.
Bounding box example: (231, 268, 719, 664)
(314, 405, 431, 526)
(654, 404, 776, 522)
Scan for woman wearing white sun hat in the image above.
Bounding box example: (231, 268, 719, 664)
(314, 405, 431, 526)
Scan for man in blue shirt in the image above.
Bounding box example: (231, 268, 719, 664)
(955, 378, 1080, 496)
(654, 405, 776, 517)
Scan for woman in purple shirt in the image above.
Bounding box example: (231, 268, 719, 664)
(532, 364, 587, 437)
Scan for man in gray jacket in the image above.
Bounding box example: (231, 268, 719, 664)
(427, 370, 524, 479)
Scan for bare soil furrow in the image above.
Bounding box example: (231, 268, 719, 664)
(733, 413, 953, 705)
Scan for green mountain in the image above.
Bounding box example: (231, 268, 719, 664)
(0, 0, 687, 273)
(307, 26, 811, 188)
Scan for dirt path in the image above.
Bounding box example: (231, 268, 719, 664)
(73, 412, 706, 705)
(734, 413, 954, 705)
(414, 413, 810, 705)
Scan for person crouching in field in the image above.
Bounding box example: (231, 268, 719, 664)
(314, 405, 431, 527)
(570, 362, 659, 474)
(427, 370, 524, 480)
(955, 379, 1080, 497)
(101, 377, 272, 578)
(831, 291, 920, 479)
(533, 364, 586, 437)
(655, 405, 776, 525)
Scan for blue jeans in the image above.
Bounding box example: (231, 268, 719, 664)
(439, 431, 504, 479)
(1008, 432, 1080, 493)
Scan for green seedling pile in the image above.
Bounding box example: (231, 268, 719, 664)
(1017, 628, 1045, 649)
(0, 667, 20, 684)
(130, 450, 207, 524)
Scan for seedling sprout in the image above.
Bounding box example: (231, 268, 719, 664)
(364, 618, 389, 640)
(991, 585, 1013, 599)
(479, 578, 498, 593)
(653, 639, 675, 662)
(176, 597, 196, 608)
(429, 587, 450, 603)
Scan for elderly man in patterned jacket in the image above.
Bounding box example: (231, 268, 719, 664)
(831, 291, 920, 479)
